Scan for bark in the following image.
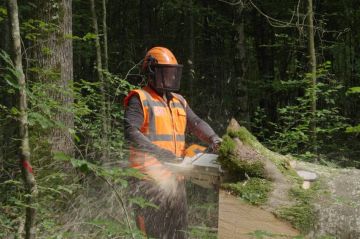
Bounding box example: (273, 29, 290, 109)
(7, 0, 38, 238)
(219, 119, 360, 237)
(102, 0, 112, 160)
(307, 0, 317, 156)
(234, 4, 250, 127)
(90, 0, 108, 161)
(102, 0, 108, 70)
(188, 0, 195, 96)
(30, 0, 74, 156)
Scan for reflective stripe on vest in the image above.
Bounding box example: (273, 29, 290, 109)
(124, 86, 187, 177)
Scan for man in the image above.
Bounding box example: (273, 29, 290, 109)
(124, 46, 221, 238)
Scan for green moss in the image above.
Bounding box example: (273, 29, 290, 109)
(218, 135, 265, 178)
(226, 126, 299, 180)
(227, 128, 257, 145)
(276, 183, 320, 233)
(221, 178, 272, 205)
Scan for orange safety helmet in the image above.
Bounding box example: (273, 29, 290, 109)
(142, 47, 183, 92)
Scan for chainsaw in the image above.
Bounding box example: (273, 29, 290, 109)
(164, 144, 223, 189)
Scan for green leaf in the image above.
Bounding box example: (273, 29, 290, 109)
(10, 107, 20, 116)
(28, 111, 54, 128)
(0, 7, 7, 16)
(347, 87, 360, 95)
(82, 32, 98, 41)
(53, 151, 72, 161)
(129, 197, 159, 209)
(64, 34, 82, 40)
(69, 159, 97, 174)
(57, 185, 73, 194)
(346, 124, 360, 133)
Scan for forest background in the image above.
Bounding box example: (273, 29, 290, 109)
(0, 0, 359, 238)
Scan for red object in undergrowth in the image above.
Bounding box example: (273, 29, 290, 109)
(22, 160, 33, 174)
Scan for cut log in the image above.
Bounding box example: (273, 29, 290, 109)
(218, 190, 299, 238)
(217, 119, 360, 238)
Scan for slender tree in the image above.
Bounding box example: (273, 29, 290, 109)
(7, 0, 38, 238)
(307, 0, 317, 156)
(102, 0, 108, 71)
(188, 0, 195, 96)
(90, 0, 108, 160)
(234, 3, 250, 126)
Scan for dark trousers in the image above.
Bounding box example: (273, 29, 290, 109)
(130, 178, 188, 239)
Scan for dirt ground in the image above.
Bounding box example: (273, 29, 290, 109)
(218, 190, 299, 239)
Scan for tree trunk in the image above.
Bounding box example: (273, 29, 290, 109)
(188, 0, 195, 97)
(90, 0, 108, 161)
(234, 4, 250, 127)
(7, 0, 38, 238)
(307, 0, 317, 156)
(30, 0, 74, 156)
(102, 0, 108, 71)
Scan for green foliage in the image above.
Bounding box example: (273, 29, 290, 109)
(188, 226, 217, 239)
(346, 124, 360, 133)
(21, 19, 58, 41)
(346, 87, 360, 94)
(65, 32, 100, 41)
(0, 180, 24, 237)
(0, 50, 21, 89)
(222, 178, 272, 205)
(52, 152, 143, 189)
(346, 86, 360, 133)
(128, 197, 158, 209)
(0, 6, 7, 23)
(72, 70, 135, 161)
(255, 62, 349, 160)
(0, 44, 137, 237)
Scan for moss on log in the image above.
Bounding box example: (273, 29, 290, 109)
(217, 119, 322, 236)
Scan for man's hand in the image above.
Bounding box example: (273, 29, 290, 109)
(210, 135, 222, 153)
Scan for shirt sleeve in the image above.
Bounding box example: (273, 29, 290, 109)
(185, 104, 219, 144)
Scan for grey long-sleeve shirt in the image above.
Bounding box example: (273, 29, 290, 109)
(124, 93, 218, 158)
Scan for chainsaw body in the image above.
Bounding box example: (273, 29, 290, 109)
(164, 146, 222, 188)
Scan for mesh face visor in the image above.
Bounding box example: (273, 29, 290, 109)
(153, 64, 183, 92)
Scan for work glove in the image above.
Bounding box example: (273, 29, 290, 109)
(210, 135, 222, 153)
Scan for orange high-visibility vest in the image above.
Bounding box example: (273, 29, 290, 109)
(124, 86, 187, 179)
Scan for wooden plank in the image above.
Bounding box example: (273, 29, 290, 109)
(218, 190, 299, 239)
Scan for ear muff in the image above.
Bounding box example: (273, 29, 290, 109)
(146, 55, 157, 75)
